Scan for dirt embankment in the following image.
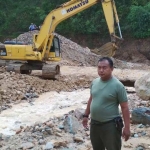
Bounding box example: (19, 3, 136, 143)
(64, 34, 150, 65)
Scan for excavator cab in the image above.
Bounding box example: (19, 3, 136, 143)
(50, 36, 61, 57)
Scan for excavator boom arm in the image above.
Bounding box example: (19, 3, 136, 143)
(35, 0, 121, 52)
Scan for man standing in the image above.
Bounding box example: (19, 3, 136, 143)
(29, 23, 37, 31)
(82, 57, 130, 150)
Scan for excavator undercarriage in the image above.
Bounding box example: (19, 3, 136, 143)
(5, 61, 60, 79)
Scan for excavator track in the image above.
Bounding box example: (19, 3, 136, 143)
(6, 62, 60, 79)
(6, 63, 32, 74)
(42, 64, 60, 79)
(90, 42, 117, 57)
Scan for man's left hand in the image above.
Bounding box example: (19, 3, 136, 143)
(122, 127, 130, 141)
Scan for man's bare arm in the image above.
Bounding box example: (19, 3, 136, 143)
(84, 95, 92, 116)
(120, 102, 130, 141)
(120, 102, 130, 129)
(82, 95, 92, 128)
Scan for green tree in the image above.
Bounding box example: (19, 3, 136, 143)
(127, 2, 150, 38)
(0, 0, 150, 41)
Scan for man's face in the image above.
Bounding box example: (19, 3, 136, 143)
(98, 60, 113, 80)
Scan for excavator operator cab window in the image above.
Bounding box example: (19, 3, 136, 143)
(50, 36, 61, 57)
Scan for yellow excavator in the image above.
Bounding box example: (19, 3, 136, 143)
(0, 0, 123, 78)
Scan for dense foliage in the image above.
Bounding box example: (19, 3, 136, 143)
(0, 0, 149, 40)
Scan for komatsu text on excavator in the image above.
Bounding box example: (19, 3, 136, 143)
(0, 0, 123, 78)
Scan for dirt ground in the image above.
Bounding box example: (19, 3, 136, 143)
(0, 31, 150, 149)
(0, 66, 150, 150)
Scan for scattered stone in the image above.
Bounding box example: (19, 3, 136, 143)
(140, 101, 148, 105)
(74, 136, 84, 143)
(63, 115, 80, 134)
(55, 132, 62, 137)
(140, 131, 146, 136)
(136, 146, 144, 150)
(20, 142, 34, 149)
(24, 126, 31, 132)
(59, 125, 64, 129)
(132, 107, 150, 125)
(28, 138, 34, 143)
(32, 92, 39, 98)
(123, 144, 133, 148)
(61, 148, 74, 150)
(74, 108, 85, 120)
(136, 143, 150, 150)
(15, 121, 21, 124)
(46, 121, 54, 128)
(54, 128, 62, 133)
(45, 127, 53, 135)
(134, 134, 139, 138)
(39, 139, 45, 145)
(51, 140, 67, 147)
(16, 91, 21, 95)
(0, 143, 2, 148)
(85, 131, 90, 136)
(81, 101, 87, 104)
(42, 130, 49, 136)
(0, 74, 4, 79)
(34, 126, 40, 131)
(126, 87, 136, 93)
(3, 135, 11, 142)
(137, 124, 145, 128)
(20, 126, 24, 129)
(16, 128, 22, 134)
(0, 133, 3, 141)
(25, 93, 31, 98)
(44, 142, 54, 150)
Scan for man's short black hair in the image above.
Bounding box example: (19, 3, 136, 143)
(98, 57, 113, 68)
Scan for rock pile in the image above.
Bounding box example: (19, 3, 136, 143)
(0, 108, 150, 150)
(13, 31, 38, 44)
(12, 31, 100, 66)
(0, 70, 93, 111)
(0, 109, 92, 150)
(0, 66, 150, 112)
(12, 31, 150, 69)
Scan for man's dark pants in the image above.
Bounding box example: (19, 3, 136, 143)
(90, 119, 122, 150)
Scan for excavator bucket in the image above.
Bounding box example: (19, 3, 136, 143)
(90, 42, 117, 57)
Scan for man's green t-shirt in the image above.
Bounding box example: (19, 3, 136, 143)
(90, 77, 127, 122)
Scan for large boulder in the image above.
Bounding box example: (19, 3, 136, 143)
(135, 73, 150, 100)
(63, 115, 80, 134)
(132, 107, 150, 125)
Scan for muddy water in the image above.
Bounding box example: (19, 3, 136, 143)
(0, 89, 89, 135)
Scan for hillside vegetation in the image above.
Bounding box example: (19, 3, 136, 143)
(0, 0, 150, 41)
